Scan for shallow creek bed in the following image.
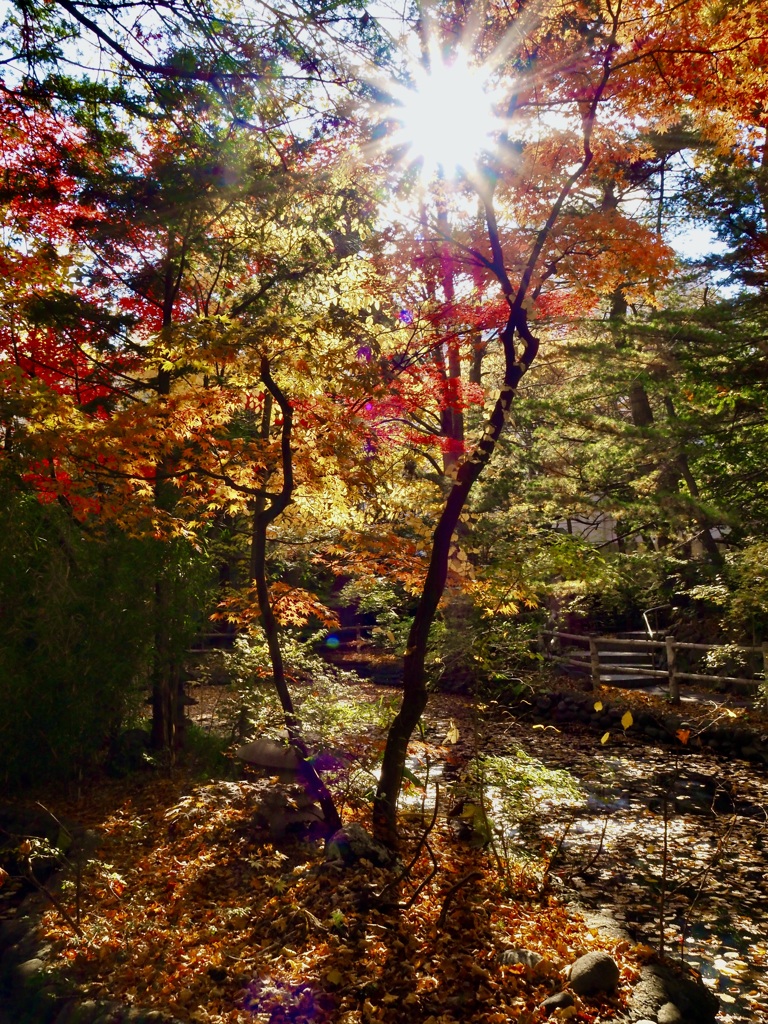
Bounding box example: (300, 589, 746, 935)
(411, 684, 768, 1024)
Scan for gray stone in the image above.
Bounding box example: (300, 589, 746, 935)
(498, 948, 543, 968)
(51, 1001, 77, 1024)
(14, 956, 45, 982)
(30, 982, 63, 1019)
(93, 1005, 134, 1024)
(569, 950, 620, 994)
(573, 905, 631, 942)
(658, 1002, 684, 1024)
(325, 823, 396, 868)
(541, 991, 575, 1015)
(51, 1003, 86, 1024)
(55, 999, 102, 1024)
(236, 738, 302, 778)
(628, 962, 718, 1024)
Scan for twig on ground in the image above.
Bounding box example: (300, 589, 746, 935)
(379, 783, 441, 904)
(437, 869, 483, 930)
(21, 847, 83, 938)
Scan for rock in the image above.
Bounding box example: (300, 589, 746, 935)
(14, 956, 45, 982)
(628, 962, 719, 1024)
(236, 739, 302, 779)
(569, 950, 620, 994)
(498, 948, 543, 969)
(325, 823, 396, 868)
(657, 1001, 684, 1024)
(252, 785, 323, 839)
(55, 1000, 103, 1023)
(540, 991, 575, 1015)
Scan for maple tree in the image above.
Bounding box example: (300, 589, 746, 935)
(1, 0, 767, 843)
(0, 0, 393, 801)
(364, 0, 768, 840)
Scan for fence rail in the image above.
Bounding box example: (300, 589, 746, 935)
(542, 630, 768, 704)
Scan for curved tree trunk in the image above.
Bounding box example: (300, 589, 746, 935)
(249, 356, 342, 833)
(372, 309, 537, 844)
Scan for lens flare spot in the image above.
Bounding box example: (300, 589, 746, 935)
(394, 49, 499, 176)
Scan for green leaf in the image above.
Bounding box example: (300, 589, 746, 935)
(401, 764, 425, 790)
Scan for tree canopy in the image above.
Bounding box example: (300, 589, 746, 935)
(1, 0, 767, 838)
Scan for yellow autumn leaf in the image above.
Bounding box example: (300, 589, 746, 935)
(601, 732, 610, 744)
(326, 968, 343, 986)
(621, 711, 633, 730)
(594, 701, 603, 712)
(445, 719, 459, 744)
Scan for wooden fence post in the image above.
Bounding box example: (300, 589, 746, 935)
(589, 635, 600, 691)
(666, 636, 679, 704)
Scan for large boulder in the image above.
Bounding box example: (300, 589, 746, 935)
(236, 739, 302, 780)
(628, 961, 719, 1024)
(568, 950, 620, 994)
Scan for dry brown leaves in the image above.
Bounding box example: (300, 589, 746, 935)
(27, 747, 647, 1024)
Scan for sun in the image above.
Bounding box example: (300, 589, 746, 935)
(391, 46, 501, 178)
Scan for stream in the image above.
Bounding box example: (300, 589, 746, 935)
(414, 693, 768, 1024)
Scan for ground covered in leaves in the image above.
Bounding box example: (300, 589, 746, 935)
(31, 768, 645, 1024)
(1, 680, 652, 1024)
(4, 671, 768, 1023)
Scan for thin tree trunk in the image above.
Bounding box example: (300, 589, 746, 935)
(373, 310, 538, 844)
(150, 237, 186, 751)
(437, 202, 464, 476)
(662, 396, 723, 567)
(374, 188, 541, 841)
(249, 357, 341, 833)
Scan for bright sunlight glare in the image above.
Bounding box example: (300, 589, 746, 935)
(393, 49, 500, 177)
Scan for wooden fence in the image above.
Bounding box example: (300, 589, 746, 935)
(542, 630, 768, 705)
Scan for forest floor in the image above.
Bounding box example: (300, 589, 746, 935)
(3, 669, 768, 1024)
